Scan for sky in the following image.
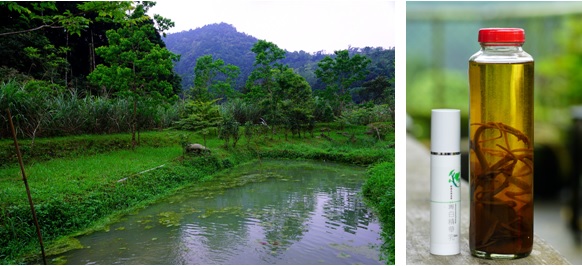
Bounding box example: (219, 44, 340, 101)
(147, 0, 395, 53)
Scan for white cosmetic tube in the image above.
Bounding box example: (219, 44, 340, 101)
(430, 109, 461, 255)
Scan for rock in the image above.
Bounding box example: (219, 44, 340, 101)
(185, 143, 210, 154)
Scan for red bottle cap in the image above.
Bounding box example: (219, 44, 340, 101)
(478, 28, 525, 44)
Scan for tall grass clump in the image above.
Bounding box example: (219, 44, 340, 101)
(0, 80, 181, 139)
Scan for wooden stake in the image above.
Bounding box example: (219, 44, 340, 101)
(6, 108, 47, 264)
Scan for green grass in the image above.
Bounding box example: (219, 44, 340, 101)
(0, 126, 394, 264)
(0, 146, 182, 208)
(0, 131, 185, 167)
(362, 161, 395, 264)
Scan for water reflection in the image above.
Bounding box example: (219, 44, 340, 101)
(48, 160, 382, 264)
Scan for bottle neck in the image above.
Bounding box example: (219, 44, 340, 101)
(480, 43, 524, 52)
(470, 42, 532, 63)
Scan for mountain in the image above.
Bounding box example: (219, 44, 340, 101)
(163, 23, 395, 92)
(163, 23, 257, 90)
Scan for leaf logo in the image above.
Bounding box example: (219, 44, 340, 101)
(448, 170, 461, 188)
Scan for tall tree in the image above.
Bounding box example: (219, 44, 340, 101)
(191, 54, 240, 101)
(315, 49, 371, 116)
(245, 40, 287, 130)
(87, 2, 178, 148)
(276, 68, 315, 138)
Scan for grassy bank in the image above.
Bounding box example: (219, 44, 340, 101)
(0, 131, 182, 167)
(363, 161, 395, 264)
(0, 127, 394, 264)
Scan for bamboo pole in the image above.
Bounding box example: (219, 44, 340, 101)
(6, 108, 47, 265)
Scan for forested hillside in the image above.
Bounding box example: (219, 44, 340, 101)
(163, 22, 395, 101)
(1, 2, 395, 142)
(163, 23, 257, 90)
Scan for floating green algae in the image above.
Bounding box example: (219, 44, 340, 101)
(158, 211, 183, 227)
(46, 237, 84, 256)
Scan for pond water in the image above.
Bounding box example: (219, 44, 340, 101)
(48, 160, 383, 264)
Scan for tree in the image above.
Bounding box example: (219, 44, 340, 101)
(315, 49, 371, 116)
(276, 68, 315, 139)
(219, 106, 240, 149)
(87, 2, 178, 148)
(23, 44, 69, 85)
(245, 40, 287, 133)
(0, 1, 132, 86)
(191, 55, 240, 101)
(359, 75, 394, 104)
(174, 99, 222, 146)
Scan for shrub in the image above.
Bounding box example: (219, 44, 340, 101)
(366, 122, 394, 141)
(339, 104, 392, 126)
(173, 99, 221, 132)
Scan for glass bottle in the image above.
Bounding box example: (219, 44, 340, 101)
(468, 28, 534, 259)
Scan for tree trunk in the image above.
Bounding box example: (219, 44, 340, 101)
(65, 32, 69, 87)
(132, 97, 137, 149)
(89, 29, 96, 73)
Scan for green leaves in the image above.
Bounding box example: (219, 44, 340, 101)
(0, 2, 133, 37)
(88, 22, 177, 100)
(243, 40, 316, 138)
(174, 99, 222, 132)
(191, 55, 240, 101)
(315, 50, 371, 116)
(53, 10, 91, 36)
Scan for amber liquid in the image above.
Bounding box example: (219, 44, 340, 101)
(469, 61, 534, 259)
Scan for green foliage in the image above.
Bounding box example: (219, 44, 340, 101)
(87, 4, 178, 147)
(164, 23, 395, 94)
(0, 1, 137, 87)
(243, 121, 255, 145)
(406, 69, 468, 117)
(0, 80, 181, 140)
(362, 162, 395, 264)
(245, 40, 288, 134)
(275, 68, 315, 138)
(0, 1, 133, 36)
(23, 44, 70, 84)
(315, 50, 371, 116)
(221, 97, 262, 125)
(538, 16, 582, 107)
(366, 122, 394, 141)
(313, 96, 335, 122)
(76, 1, 132, 24)
(244, 42, 316, 138)
(191, 55, 240, 101)
(218, 107, 241, 149)
(173, 99, 221, 133)
(163, 23, 258, 90)
(88, 22, 178, 101)
(246, 39, 287, 100)
(339, 104, 393, 126)
(358, 75, 394, 105)
(0, 80, 51, 141)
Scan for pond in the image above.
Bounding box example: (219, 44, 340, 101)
(47, 160, 383, 264)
